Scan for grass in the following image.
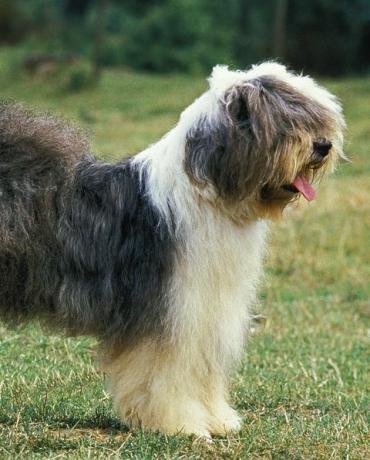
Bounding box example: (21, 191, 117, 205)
(0, 48, 369, 458)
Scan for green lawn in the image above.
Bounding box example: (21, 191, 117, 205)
(0, 49, 369, 459)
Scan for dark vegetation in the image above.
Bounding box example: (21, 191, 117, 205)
(0, 0, 369, 75)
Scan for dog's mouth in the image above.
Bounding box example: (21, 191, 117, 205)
(286, 140, 334, 201)
(262, 175, 316, 202)
(282, 176, 316, 201)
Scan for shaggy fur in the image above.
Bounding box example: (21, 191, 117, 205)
(0, 62, 344, 437)
(0, 106, 175, 346)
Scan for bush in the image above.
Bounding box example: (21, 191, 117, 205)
(1, 0, 369, 76)
(65, 62, 94, 92)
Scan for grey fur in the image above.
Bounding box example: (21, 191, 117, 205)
(184, 76, 337, 203)
(0, 103, 175, 346)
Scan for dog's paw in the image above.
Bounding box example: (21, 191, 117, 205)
(208, 404, 241, 435)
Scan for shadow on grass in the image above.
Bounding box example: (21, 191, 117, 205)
(0, 412, 127, 432)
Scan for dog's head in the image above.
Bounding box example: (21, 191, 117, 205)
(183, 62, 345, 221)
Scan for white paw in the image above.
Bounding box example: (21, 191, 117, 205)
(209, 405, 242, 435)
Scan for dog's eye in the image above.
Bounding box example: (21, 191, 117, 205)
(313, 139, 332, 158)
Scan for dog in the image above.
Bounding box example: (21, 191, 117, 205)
(0, 62, 344, 438)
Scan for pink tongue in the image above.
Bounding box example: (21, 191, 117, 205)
(292, 176, 316, 201)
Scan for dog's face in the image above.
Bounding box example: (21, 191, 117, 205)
(183, 63, 345, 221)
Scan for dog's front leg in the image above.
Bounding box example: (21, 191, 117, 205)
(102, 336, 240, 437)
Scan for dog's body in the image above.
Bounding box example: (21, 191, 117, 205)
(0, 63, 344, 437)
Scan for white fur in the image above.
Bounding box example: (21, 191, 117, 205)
(210, 62, 343, 118)
(127, 65, 270, 436)
(134, 62, 344, 224)
(109, 62, 343, 436)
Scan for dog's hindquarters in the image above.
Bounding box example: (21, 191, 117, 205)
(0, 104, 176, 346)
(0, 103, 87, 323)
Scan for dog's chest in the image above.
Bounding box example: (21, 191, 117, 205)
(167, 217, 268, 347)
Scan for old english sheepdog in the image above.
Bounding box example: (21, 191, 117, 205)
(0, 62, 344, 437)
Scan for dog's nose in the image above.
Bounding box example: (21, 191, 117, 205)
(313, 139, 332, 158)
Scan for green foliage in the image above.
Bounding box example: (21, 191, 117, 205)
(1, 0, 369, 75)
(122, 2, 205, 71)
(65, 62, 95, 92)
(99, 0, 235, 72)
(286, 0, 370, 75)
(0, 0, 29, 44)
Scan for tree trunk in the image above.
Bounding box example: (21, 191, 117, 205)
(273, 0, 288, 59)
(234, 0, 249, 65)
(92, 0, 108, 81)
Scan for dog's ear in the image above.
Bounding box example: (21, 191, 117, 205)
(184, 116, 235, 198)
(224, 79, 280, 148)
(208, 68, 280, 146)
(184, 108, 259, 202)
(208, 68, 276, 144)
(184, 79, 275, 201)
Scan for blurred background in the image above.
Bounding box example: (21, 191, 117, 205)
(0, 0, 369, 81)
(0, 2, 369, 457)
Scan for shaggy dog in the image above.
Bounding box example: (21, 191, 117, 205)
(0, 63, 344, 438)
